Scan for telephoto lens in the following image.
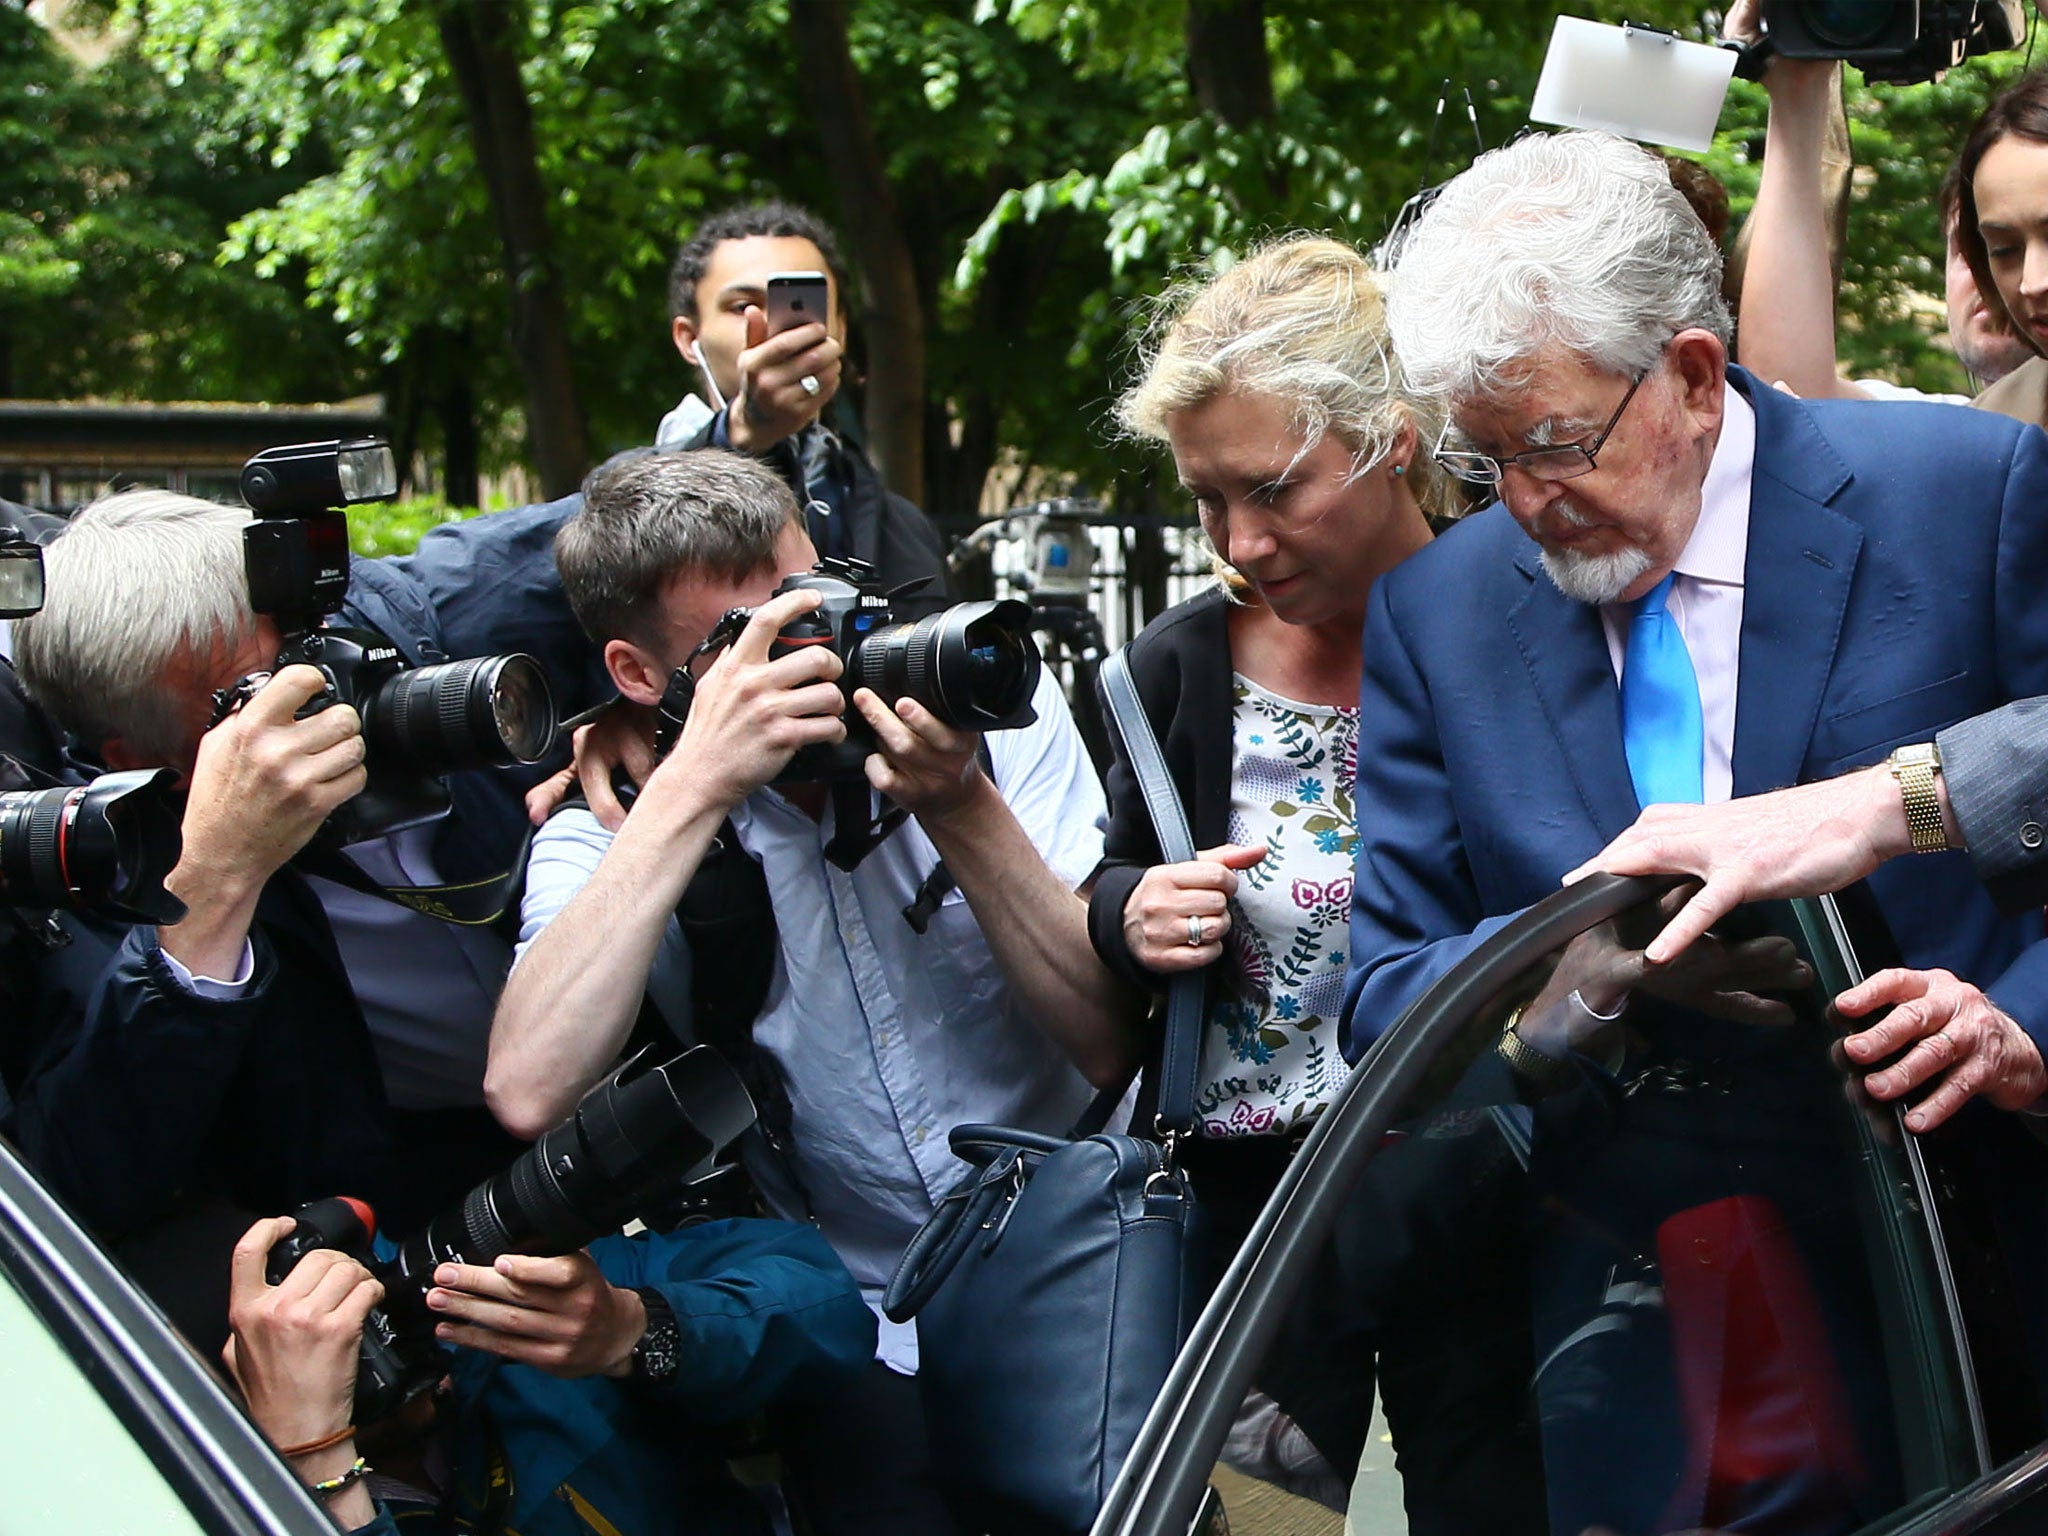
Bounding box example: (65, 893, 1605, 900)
(359, 653, 556, 775)
(387, 1046, 755, 1289)
(0, 768, 187, 925)
(846, 599, 1042, 731)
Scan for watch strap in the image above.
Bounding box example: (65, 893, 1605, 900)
(1889, 744, 1949, 854)
(1497, 1004, 1578, 1097)
(629, 1286, 681, 1384)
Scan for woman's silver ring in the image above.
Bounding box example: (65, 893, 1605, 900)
(1187, 915, 1206, 948)
(799, 374, 822, 398)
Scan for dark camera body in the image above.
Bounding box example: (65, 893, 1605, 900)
(661, 558, 1042, 784)
(1762, 0, 2022, 84)
(233, 439, 558, 845)
(264, 1197, 442, 1423)
(267, 1047, 756, 1422)
(268, 626, 555, 845)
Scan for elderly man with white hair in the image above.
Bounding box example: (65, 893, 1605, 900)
(1340, 128, 2048, 1130)
(1329, 128, 2048, 1536)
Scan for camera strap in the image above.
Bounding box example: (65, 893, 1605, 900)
(291, 821, 533, 928)
(820, 782, 908, 872)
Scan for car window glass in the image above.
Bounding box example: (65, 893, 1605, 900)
(0, 1266, 207, 1534)
(1199, 895, 1979, 1536)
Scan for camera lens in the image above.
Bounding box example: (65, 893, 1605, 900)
(0, 769, 186, 925)
(390, 1047, 754, 1288)
(847, 599, 1042, 731)
(1799, 0, 1897, 47)
(360, 653, 556, 774)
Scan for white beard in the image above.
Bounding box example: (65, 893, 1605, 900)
(1539, 542, 1655, 606)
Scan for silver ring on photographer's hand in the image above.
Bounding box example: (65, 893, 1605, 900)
(800, 374, 821, 398)
(1187, 915, 1206, 948)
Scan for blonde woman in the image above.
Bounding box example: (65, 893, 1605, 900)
(1087, 235, 1441, 1225)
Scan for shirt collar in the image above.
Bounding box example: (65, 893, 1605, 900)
(1672, 383, 1753, 588)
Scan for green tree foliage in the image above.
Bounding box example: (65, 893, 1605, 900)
(0, 4, 365, 404)
(22, 0, 2039, 519)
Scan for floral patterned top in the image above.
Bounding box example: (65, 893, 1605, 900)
(1194, 675, 1357, 1139)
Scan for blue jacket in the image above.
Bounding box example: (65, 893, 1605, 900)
(1342, 370, 2048, 1058)
(359, 1220, 877, 1536)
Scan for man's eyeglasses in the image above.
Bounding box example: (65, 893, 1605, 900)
(1431, 367, 1650, 488)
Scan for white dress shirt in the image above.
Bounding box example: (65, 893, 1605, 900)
(1599, 386, 1754, 805)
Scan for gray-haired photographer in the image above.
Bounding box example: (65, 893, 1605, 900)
(3, 441, 611, 1346)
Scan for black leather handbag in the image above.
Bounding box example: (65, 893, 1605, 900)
(881, 646, 1208, 1536)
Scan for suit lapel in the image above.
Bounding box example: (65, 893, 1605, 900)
(1505, 544, 1640, 842)
(1729, 375, 1865, 795)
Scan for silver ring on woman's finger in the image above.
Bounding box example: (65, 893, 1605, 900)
(800, 374, 822, 397)
(1187, 915, 1206, 948)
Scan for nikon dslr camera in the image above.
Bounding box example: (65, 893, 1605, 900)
(230, 440, 557, 842)
(661, 557, 1042, 783)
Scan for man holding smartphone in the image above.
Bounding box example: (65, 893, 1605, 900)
(661, 201, 948, 612)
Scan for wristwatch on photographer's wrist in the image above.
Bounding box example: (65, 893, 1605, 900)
(1888, 742, 1950, 854)
(629, 1288, 681, 1384)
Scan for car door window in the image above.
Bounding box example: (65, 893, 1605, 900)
(0, 1266, 208, 1535)
(1107, 883, 1985, 1536)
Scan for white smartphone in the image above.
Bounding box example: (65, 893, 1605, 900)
(764, 271, 831, 336)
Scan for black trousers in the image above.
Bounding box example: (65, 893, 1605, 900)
(778, 1358, 962, 1536)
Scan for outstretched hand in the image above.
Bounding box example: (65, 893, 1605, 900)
(427, 1250, 647, 1380)
(1564, 768, 1906, 964)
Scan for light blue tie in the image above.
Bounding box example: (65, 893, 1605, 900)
(1621, 572, 1704, 807)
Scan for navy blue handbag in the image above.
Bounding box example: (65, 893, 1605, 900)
(881, 648, 1207, 1535)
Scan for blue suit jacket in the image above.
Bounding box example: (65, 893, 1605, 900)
(1341, 369, 2048, 1059)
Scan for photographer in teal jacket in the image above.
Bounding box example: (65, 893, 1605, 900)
(226, 1211, 875, 1536)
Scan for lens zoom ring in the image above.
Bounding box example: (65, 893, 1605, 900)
(28, 790, 70, 894)
(903, 614, 941, 707)
(458, 1182, 510, 1267)
(434, 658, 484, 750)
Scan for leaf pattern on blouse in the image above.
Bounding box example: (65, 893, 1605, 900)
(1193, 677, 1358, 1138)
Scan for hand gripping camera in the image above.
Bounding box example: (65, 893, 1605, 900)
(1752, 0, 2023, 84)
(266, 1046, 756, 1421)
(659, 557, 1043, 784)
(230, 440, 557, 843)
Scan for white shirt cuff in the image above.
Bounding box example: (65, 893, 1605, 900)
(158, 939, 256, 1000)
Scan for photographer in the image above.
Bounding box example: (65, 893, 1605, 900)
(1726, 0, 2032, 399)
(487, 449, 1113, 1536)
(227, 1209, 874, 1535)
(661, 203, 948, 612)
(9, 485, 607, 1248)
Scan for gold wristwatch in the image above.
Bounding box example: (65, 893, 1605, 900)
(1888, 741, 1950, 855)
(1497, 1004, 1577, 1097)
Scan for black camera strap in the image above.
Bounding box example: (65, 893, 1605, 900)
(291, 821, 533, 928)
(821, 782, 909, 873)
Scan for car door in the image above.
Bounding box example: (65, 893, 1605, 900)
(1095, 873, 2048, 1536)
(0, 1136, 334, 1535)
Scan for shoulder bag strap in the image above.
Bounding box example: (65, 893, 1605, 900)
(1099, 646, 1204, 1139)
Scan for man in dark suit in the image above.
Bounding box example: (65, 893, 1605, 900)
(1340, 129, 2048, 1130)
